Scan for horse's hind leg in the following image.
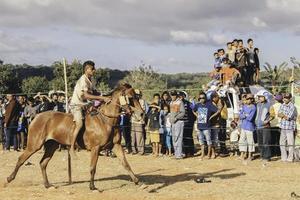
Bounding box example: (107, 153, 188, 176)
(89, 145, 100, 190)
(7, 146, 42, 183)
(112, 144, 139, 184)
(40, 140, 59, 189)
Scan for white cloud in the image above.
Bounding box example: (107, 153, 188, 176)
(170, 31, 229, 46)
(252, 17, 267, 28)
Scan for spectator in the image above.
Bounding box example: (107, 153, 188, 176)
(4, 94, 20, 151)
(179, 91, 195, 157)
(0, 97, 5, 149)
(161, 104, 172, 156)
(147, 103, 161, 157)
(24, 97, 37, 125)
(221, 58, 241, 86)
(239, 94, 256, 161)
(270, 94, 283, 156)
(131, 89, 147, 155)
(226, 42, 235, 63)
(120, 109, 131, 154)
(246, 38, 256, 85)
(255, 91, 275, 162)
(254, 48, 260, 84)
(161, 91, 171, 109)
(232, 39, 238, 52)
(235, 39, 247, 86)
(17, 96, 27, 150)
(50, 93, 65, 112)
(278, 93, 297, 162)
(219, 96, 229, 157)
(209, 92, 223, 159)
(193, 92, 215, 160)
(229, 115, 240, 157)
(169, 90, 185, 159)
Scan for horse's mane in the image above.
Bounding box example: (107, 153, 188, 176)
(104, 83, 132, 97)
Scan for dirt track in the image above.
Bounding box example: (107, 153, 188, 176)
(0, 150, 299, 200)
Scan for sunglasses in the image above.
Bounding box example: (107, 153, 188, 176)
(199, 97, 206, 99)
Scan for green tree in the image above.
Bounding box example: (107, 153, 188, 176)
(122, 64, 167, 100)
(262, 62, 288, 93)
(0, 64, 20, 94)
(22, 76, 49, 95)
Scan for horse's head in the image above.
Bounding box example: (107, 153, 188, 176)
(112, 83, 144, 116)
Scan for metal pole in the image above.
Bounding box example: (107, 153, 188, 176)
(63, 58, 69, 113)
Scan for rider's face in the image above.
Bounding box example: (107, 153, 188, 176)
(85, 65, 96, 77)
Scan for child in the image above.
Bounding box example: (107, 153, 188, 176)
(229, 115, 240, 157)
(147, 103, 161, 157)
(161, 105, 172, 156)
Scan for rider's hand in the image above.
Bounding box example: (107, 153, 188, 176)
(100, 96, 111, 103)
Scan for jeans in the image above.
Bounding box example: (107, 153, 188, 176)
(198, 129, 212, 145)
(164, 127, 172, 149)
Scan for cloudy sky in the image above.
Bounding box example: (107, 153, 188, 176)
(1, 0, 300, 73)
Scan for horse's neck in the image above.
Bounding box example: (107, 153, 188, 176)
(100, 97, 120, 122)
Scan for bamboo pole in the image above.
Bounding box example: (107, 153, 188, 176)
(63, 58, 69, 113)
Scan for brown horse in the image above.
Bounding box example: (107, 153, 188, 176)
(6, 83, 144, 190)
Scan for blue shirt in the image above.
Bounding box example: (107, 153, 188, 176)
(240, 104, 256, 131)
(193, 102, 216, 130)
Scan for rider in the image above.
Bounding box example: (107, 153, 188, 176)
(70, 60, 110, 157)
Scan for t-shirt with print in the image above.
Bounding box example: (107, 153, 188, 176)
(193, 102, 216, 130)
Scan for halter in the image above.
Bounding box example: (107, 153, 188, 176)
(98, 89, 138, 119)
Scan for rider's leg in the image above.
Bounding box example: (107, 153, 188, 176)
(70, 110, 83, 156)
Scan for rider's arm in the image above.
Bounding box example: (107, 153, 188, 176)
(83, 91, 110, 102)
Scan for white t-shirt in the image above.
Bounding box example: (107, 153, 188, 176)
(70, 74, 94, 107)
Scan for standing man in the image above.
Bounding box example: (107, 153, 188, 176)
(70, 60, 110, 157)
(169, 91, 185, 159)
(255, 91, 275, 162)
(179, 91, 195, 157)
(246, 38, 256, 85)
(239, 94, 256, 161)
(131, 89, 147, 155)
(278, 93, 297, 162)
(4, 94, 20, 151)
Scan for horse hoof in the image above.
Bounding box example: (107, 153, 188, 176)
(1, 180, 8, 188)
(45, 184, 57, 190)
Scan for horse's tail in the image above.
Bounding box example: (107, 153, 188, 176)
(26, 111, 53, 151)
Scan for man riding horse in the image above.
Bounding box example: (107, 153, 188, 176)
(70, 60, 110, 157)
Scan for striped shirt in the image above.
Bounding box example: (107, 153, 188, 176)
(278, 102, 297, 130)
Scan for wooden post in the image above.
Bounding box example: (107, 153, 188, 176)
(63, 58, 69, 113)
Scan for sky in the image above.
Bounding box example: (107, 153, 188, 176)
(1, 0, 300, 73)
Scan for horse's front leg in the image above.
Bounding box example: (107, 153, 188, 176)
(112, 143, 139, 184)
(89, 145, 100, 190)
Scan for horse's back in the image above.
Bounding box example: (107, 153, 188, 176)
(28, 111, 74, 145)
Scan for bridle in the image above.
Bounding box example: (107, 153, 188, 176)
(98, 90, 139, 119)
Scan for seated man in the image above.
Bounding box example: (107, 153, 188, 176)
(70, 60, 110, 157)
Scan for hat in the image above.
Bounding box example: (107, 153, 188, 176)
(256, 90, 266, 97)
(274, 94, 283, 101)
(170, 90, 178, 96)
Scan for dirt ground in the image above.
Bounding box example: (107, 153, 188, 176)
(0, 149, 299, 200)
